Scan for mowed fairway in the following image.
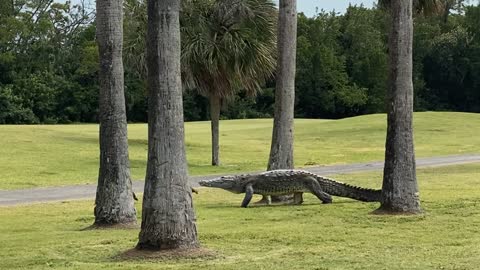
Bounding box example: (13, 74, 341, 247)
(1, 164, 479, 269)
(1, 112, 479, 189)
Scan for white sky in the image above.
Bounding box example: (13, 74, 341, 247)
(274, 0, 374, 16)
(67, 0, 375, 17)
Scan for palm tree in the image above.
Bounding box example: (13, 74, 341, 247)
(264, 0, 297, 204)
(94, 0, 137, 226)
(136, 0, 199, 250)
(374, 0, 444, 214)
(182, 0, 277, 166)
(123, 0, 277, 167)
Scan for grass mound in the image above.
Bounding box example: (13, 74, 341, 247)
(0, 112, 479, 189)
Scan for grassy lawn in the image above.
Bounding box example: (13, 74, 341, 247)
(0, 163, 479, 269)
(0, 112, 479, 189)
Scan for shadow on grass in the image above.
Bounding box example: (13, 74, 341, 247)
(117, 247, 218, 262)
(201, 201, 340, 209)
(80, 222, 140, 231)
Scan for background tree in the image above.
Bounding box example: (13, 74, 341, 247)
(137, 0, 199, 250)
(94, 0, 136, 226)
(0, 0, 97, 124)
(379, 0, 445, 16)
(339, 7, 387, 114)
(1, 1, 479, 125)
(295, 11, 369, 119)
(182, 0, 277, 166)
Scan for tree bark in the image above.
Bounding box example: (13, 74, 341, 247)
(209, 95, 221, 166)
(137, 0, 199, 250)
(377, 0, 422, 214)
(94, 0, 136, 226)
(265, 0, 297, 203)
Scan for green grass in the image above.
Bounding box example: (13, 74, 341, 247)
(1, 112, 479, 189)
(1, 163, 479, 269)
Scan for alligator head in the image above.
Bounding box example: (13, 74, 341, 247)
(199, 175, 246, 193)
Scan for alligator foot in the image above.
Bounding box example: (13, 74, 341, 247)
(293, 192, 304, 205)
(254, 195, 272, 205)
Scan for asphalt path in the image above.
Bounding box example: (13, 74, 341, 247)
(1, 154, 479, 206)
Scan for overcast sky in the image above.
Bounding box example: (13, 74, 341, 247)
(70, 0, 376, 17)
(275, 0, 375, 16)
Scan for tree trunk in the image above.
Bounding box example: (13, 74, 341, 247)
(443, 1, 452, 23)
(94, 0, 136, 226)
(210, 95, 221, 166)
(377, 0, 422, 214)
(137, 0, 199, 250)
(265, 0, 297, 203)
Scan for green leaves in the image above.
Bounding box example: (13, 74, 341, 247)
(181, 0, 277, 99)
(295, 11, 369, 118)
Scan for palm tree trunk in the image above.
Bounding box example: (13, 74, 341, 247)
(137, 0, 199, 250)
(377, 0, 422, 214)
(209, 95, 221, 166)
(94, 0, 136, 226)
(265, 0, 297, 203)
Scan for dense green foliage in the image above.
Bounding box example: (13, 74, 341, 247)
(0, 0, 97, 123)
(0, 1, 479, 123)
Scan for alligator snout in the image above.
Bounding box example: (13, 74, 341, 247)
(198, 179, 209, 186)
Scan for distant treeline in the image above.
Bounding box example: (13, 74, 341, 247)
(0, 1, 479, 124)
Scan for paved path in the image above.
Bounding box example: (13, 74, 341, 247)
(1, 154, 480, 206)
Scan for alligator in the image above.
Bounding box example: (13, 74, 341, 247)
(198, 170, 381, 207)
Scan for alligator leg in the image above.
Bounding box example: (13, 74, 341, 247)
(266, 195, 272, 205)
(254, 195, 271, 205)
(293, 192, 304, 205)
(306, 177, 333, 204)
(241, 183, 254, 208)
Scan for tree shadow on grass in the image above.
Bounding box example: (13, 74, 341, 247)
(80, 222, 140, 231)
(116, 247, 218, 262)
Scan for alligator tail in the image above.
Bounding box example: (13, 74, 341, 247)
(315, 176, 381, 202)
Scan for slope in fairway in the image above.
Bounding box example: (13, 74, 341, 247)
(0, 112, 479, 189)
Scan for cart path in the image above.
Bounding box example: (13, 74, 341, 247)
(1, 154, 480, 206)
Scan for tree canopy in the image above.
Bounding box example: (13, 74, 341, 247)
(1, 0, 479, 124)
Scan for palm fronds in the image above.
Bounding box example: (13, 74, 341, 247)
(181, 0, 277, 99)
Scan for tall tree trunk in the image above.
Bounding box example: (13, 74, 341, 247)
(210, 95, 221, 166)
(94, 0, 136, 226)
(443, 1, 452, 23)
(377, 0, 422, 214)
(137, 0, 199, 250)
(265, 0, 297, 203)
